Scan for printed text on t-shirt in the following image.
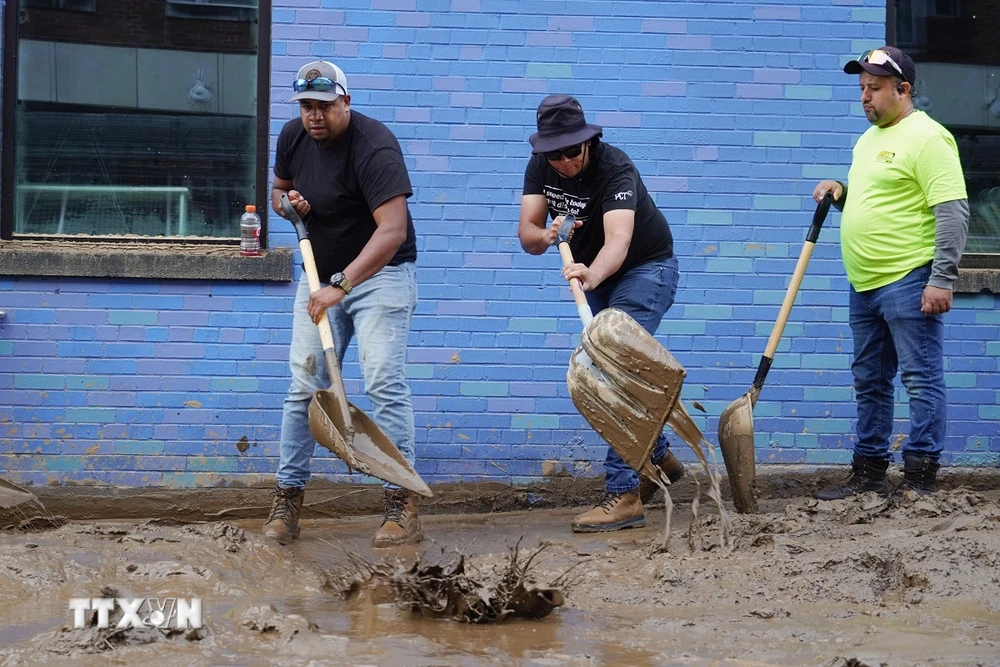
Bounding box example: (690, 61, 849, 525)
(542, 185, 590, 223)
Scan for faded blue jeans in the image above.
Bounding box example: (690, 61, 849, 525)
(276, 263, 418, 489)
(584, 256, 680, 493)
(849, 263, 946, 462)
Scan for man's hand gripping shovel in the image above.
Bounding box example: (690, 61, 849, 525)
(280, 194, 431, 497)
(717, 194, 833, 514)
(555, 218, 729, 551)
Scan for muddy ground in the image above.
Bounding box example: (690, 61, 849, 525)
(1, 476, 999, 666)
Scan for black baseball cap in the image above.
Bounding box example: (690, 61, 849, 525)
(843, 46, 915, 85)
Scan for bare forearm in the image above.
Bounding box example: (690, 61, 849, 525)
(587, 234, 630, 285)
(342, 225, 406, 285)
(518, 220, 550, 255)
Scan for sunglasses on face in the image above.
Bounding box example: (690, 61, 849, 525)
(544, 143, 585, 161)
(858, 49, 904, 78)
(292, 77, 346, 96)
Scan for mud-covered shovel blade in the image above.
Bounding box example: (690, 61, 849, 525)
(717, 390, 758, 514)
(309, 391, 431, 497)
(0, 477, 38, 509)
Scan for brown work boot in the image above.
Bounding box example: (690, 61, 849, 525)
(262, 485, 304, 545)
(373, 488, 423, 548)
(571, 490, 645, 533)
(638, 450, 686, 504)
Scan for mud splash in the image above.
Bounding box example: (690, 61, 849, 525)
(338, 541, 568, 623)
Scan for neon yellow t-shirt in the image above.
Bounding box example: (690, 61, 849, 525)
(840, 110, 967, 292)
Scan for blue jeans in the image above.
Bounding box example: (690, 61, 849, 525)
(849, 263, 945, 462)
(276, 263, 418, 489)
(584, 256, 680, 493)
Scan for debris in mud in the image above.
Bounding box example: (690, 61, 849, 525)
(241, 604, 318, 637)
(340, 542, 571, 623)
(7, 514, 68, 532)
(182, 521, 248, 553)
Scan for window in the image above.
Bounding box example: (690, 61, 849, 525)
(1, 0, 270, 243)
(891, 0, 1000, 256)
(166, 0, 257, 22)
(22, 0, 96, 11)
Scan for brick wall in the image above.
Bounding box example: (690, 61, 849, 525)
(2, 0, 998, 490)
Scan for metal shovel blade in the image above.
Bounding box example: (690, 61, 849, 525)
(567, 308, 687, 475)
(0, 477, 38, 509)
(717, 388, 759, 514)
(309, 390, 432, 498)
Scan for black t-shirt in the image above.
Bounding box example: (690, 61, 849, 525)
(274, 111, 417, 282)
(522, 141, 673, 283)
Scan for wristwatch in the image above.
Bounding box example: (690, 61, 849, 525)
(329, 271, 353, 294)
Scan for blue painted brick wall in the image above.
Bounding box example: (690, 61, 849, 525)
(2, 0, 999, 489)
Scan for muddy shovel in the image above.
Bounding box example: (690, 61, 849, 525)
(279, 194, 431, 497)
(0, 476, 37, 509)
(717, 193, 834, 514)
(555, 218, 687, 482)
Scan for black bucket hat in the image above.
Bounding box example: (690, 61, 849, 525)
(529, 94, 603, 154)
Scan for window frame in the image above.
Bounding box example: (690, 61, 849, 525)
(0, 0, 275, 251)
(886, 1, 1000, 294)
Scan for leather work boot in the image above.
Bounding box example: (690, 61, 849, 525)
(892, 454, 941, 500)
(262, 485, 304, 545)
(372, 488, 423, 548)
(571, 490, 645, 533)
(638, 450, 687, 504)
(814, 454, 890, 501)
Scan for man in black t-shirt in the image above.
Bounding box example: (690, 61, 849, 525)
(519, 94, 684, 533)
(265, 60, 421, 548)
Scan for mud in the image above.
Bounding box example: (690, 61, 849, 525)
(2, 486, 999, 665)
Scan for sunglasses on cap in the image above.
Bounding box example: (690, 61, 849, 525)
(857, 49, 904, 78)
(292, 77, 346, 96)
(543, 143, 585, 161)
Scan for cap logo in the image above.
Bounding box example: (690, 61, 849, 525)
(305, 69, 322, 81)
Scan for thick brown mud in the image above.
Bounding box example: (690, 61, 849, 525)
(2, 487, 1000, 666)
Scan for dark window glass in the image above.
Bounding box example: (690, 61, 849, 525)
(11, 0, 259, 239)
(895, 0, 1000, 253)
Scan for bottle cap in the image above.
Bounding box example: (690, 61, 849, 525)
(245, 205, 256, 213)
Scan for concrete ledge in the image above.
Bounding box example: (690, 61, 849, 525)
(8, 465, 1000, 522)
(0, 240, 294, 282)
(955, 267, 1000, 294)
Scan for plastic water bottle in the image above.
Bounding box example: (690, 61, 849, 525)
(240, 205, 261, 256)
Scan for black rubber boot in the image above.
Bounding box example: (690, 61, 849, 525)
(892, 454, 940, 499)
(814, 454, 889, 500)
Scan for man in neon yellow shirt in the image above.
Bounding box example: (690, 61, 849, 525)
(813, 46, 969, 501)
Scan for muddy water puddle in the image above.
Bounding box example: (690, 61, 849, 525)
(2, 491, 1000, 665)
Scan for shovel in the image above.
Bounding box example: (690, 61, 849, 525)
(556, 222, 687, 482)
(556, 220, 731, 549)
(0, 476, 37, 509)
(279, 194, 431, 498)
(717, 194, 833, 514)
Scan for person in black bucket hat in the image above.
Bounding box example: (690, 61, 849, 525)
(518, 94, 684, 533)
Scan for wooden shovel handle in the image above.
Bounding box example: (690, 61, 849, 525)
(752, 194, 833, 391)
(298, 238, 337, 353)
(557, 241, 594, 327)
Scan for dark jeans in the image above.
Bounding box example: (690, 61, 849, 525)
(849, 263, 946, 462)
(584, 256, 680, 493)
